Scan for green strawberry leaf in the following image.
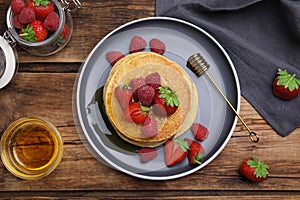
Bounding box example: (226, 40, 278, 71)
(33, 0, 50, 6)
(174, 138, 189, 152)
(140, 105, 150, 113)
(276, 68, 300, 91)
(19, 24, 36, 42)
(247, 157, 269, 178)
(194, 152, 203, 164)
(158, 86, 180, 107)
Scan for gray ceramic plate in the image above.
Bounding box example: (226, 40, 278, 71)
(75, 17, 240, 180)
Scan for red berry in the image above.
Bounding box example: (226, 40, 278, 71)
(26, 0, 55, 21)
(12, 15, 26, 29)
(141, 117, 158, 138)
(136, 84, 155, 106)
(19, 6, 36, 24)
(149, 38, 166, 55)
(164, 138, 189, 167)
(153, 87, 179, 116)
(11, 0, 26, 15)
(273, 78, 299, 100)
(124, 102, 148, 124)
(61, 24, 69, 39)
(191, 123, 209, 141)
(114, 85, 133, 110)
(44, 11, 60, 31)
(138, 147, 157, 163)
(239, 157, 269, 182)
(129, 36, 146, 53)
(106, 51, 125, 66)
(145, 72, 161, 85)
(19, 20, 48, 42)
(130, 77, 146, 91)
(185, 139, 205, 165)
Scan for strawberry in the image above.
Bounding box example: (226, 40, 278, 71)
(164, 138, 189, 167)
(149, 38, 166, 55)
(129, 36, 147, 53)
(11, 0, 26, 15)
(114, 85, 133, 110)
(184, 139, 205, 165)
(19, 20, 48, 42)
(272, 68, 300, 100)
(153, 86, 179, 117)
(138, 147, 157, 163)
(124, 102, 149, 124)
(26, 0, 55, 21)
(191, 123, 209, 141)
(106, 51, 125, 66)
(141, 117, 158, 138)
(61, 24, 69, 40)
(239, 157, 269, 182)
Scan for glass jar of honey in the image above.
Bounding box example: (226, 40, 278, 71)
(0, 117, 63, 180)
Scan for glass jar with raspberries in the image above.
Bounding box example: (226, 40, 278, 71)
(0, 0, 81, 88)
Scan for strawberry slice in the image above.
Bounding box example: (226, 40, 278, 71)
(185, 139, 205, 165)
(114, 85, 133, 110)
(164, 138, 189, 167)
(138, 147, 157, 163)
(124, 102, 149, 124)
(272, 68, 300, 100)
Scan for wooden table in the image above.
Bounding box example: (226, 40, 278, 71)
(0, 0, 299, 199)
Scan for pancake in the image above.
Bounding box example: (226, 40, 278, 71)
(103, 52, 198, 147)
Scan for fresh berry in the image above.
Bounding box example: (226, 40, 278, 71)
(11, 0, 26, 15)
(191, 123, 209, 141)
(61, 24, 69, 39)
(19, 20, 48, 42)
(130, 77, 146, 92)
(272, 68, 300, 100)
(129, 35, 147, 53)
(114, 85, 133, 110)
(149, 38, 166, 55)
(138, 147, 157, 163)
(239, 157, 269, 182)
(136, 84, 155, 106)
(185, 139, 205, 165)
(141, 117, 158, 138)
(26, 0, 55, 21)
(43, 11, 59, 31)
(153, 86, 179, 116)
(19, 6, 36, 24)
(106, 51, 125, 66)
(146, 72, 161, 90)
(12, 15, 25, 29)
(164, 138, 189, 167)
(124, 102, 148, 124)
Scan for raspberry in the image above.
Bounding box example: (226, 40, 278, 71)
(146, 72, 161, 90)
(137, 84, 155, 106)
(130, 77, 146, 91)
(149, 38, 166, 55)
(106, 51, 125, 66)
(11, 0, 26, 15)
(19, 6, 36, 24)
(141, 117, 158, 138)
(43, 11, 60, 31)
(191, 123, 209, 141)
(13, 15, 25, 29)
(129, 36, 147, 53)
(138, 147, 157, 163)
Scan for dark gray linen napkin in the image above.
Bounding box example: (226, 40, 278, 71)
(156, 0, 300, 136)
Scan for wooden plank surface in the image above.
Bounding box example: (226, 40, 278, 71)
(0, 0, 299, 199)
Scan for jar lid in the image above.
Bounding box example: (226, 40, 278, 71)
(0, 36, 17, 89)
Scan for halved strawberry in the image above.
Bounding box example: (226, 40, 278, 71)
(153, 86, 179, 117)
(185, 139, 205, 165)
(124, 102, 148, 124)
(272, 68, 300, 100)
(164, 138, 189, 167)
(114, 85, 133, 110)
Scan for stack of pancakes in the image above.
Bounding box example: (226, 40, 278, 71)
(103, 52, 198, 147)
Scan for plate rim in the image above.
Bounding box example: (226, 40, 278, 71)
(75, 16, 241, 180)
